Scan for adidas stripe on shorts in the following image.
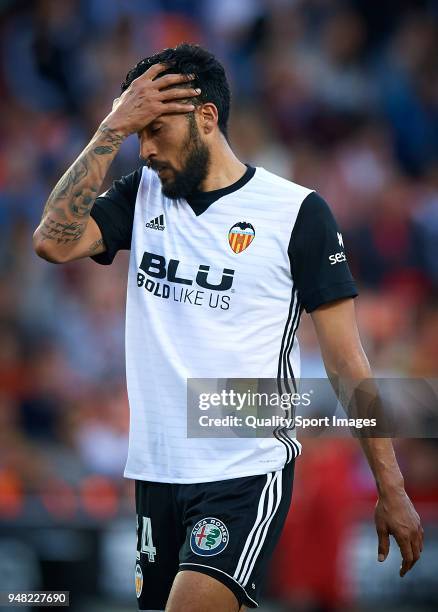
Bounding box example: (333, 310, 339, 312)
(134, 460, 295, 609)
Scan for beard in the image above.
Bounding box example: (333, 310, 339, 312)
(151, 118, 210, 200)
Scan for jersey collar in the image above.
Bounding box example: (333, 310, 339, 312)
(185, 165, 256, 216)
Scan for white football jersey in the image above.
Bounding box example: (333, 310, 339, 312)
(91, 165, 357, 483)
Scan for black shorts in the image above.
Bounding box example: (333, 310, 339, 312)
(134, 460, 295, 610)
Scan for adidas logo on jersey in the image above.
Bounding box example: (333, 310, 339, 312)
(146, 214, 165, 231)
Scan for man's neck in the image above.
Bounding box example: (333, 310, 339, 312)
(199, 139, 247, 192)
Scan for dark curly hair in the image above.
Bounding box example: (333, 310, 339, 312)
(121, 43, 231, 138)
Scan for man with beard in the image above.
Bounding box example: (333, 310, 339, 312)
(33, 44, 423, 612)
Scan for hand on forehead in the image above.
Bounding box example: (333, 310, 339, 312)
(137, 62, 197, 85)
(136, 63, 201, 104)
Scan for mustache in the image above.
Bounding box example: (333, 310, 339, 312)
(145, 160, 173, 172)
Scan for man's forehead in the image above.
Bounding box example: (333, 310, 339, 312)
(155, 113, 184, 123)
(148, 113, 187, 128)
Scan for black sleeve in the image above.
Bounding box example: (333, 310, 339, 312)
(89, 167, 143, 265)
(289, 192, 358, 313)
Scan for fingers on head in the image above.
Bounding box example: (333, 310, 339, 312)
(157, 73, 195, 89)
(160, 88, 200, 101)
(160, 103, 195, 115)
(145, 62, 169, 79)
(129, 68, 194, 93)
(129, 63, 168, 89)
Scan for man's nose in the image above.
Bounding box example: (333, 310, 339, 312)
(139, 136, 157, 162)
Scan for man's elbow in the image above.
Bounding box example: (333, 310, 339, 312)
(32, 229, 65, 264)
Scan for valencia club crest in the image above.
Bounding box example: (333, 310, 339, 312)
(228, 222, 255, 254)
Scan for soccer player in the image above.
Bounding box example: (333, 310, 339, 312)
(33, 44, 423, 612)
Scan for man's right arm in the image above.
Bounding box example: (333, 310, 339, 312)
(33, 63, 199, 263)
(33, 125, 125, 263)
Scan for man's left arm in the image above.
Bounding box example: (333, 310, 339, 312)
(311, 297, 424, 577)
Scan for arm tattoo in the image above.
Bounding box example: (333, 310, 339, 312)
(68, 187, 98, 217)
(42, 159, 89, 217)
(39, 216, 85, 244)
(39, 124, 125, 246)
(99, 124, 125, 147)
(57, 159, 88, 198)
(94, 146, 114, 155)
(89, 238, 104, 254)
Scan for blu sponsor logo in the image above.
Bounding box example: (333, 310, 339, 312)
(137, 252, 234, 310)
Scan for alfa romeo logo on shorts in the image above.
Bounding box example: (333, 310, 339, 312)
(135, 563, 143, 598)
(190, 517, 229, 556)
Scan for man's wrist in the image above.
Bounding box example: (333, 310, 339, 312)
(95, 122, 128, 146)
(376, 472, 405, 498)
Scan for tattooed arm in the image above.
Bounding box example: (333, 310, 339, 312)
(33, 63, 198, 263)
(33, 126, 124, 262)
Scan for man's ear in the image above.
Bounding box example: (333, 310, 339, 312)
(198, 103, 218, 135)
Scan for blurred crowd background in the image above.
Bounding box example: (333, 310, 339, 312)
(1, 0, 438, 610)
